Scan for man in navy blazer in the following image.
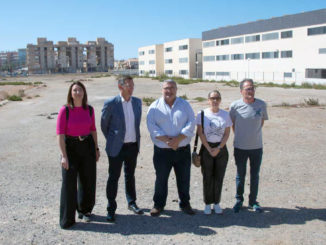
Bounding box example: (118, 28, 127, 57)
(101, 75, 143, 222)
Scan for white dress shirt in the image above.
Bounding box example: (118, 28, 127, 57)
(146, 97, 195, 148)
(121, 94, 136, 143)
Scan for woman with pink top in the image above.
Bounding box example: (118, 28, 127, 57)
(56, 81, 100, 229)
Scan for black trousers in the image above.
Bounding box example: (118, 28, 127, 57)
(106, 143, 138, 214)
(201, 143, 228, 205)
(60, 136, 96, 229)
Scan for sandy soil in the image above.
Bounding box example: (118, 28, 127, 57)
(0, 74, 325, 245)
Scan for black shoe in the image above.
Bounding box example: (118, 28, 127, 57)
(78, 212, 91, 222)
(181, 204, 195, 215)
(128, 203, 144, 215)
(233, 200, 243, 213)
(150, 207, 163, 217)
(106, 212, 115, 222)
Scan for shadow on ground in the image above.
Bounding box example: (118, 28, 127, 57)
(70, 206, 326, 235)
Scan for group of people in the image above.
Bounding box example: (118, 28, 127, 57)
(56, 76, 268, 229)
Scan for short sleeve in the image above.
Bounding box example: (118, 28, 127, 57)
(196, 111, 202, 125)
(225, 111, 233, 127)
(262, 102, 269, 120)
(90, 106, 96, 131)
(56, 106, 67, 135)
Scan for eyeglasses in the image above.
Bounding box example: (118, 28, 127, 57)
(209, 97, 221, 101)
(243, 87, 255, 91)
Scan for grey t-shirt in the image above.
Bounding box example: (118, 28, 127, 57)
(229, 98, 268, 150)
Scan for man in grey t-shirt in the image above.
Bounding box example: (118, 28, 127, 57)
(229, 79, 268, 213)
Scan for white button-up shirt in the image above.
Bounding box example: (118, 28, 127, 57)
(121, 94, 136, 143)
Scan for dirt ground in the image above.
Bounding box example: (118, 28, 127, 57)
(0, 74, 325, 245)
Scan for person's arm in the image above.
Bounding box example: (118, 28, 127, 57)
(91, 131, 100, 161)
(197, 124, 213, 155)
(261, 119, 265, 127)
(211, 127, 231, 157)
(146, 102, 166, 141)
(101, 100, 112, 138)
(58, 134, 69, 170)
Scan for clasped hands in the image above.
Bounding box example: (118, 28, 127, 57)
(206, 146, 221, 157)
(157, 135, 182, 150)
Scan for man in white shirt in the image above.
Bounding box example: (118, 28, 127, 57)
(101, 76, 143, 222)
(147, 79, 196, 216)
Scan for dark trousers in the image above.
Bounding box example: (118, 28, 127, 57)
(201, 143, 228, 205)
(106, 143, 138, 214)
(234, 148, 263, 205)
(153, 145, 191, 209)
(60, 136, 96, 229)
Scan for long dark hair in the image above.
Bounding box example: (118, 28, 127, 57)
(66, 81, 88, 109)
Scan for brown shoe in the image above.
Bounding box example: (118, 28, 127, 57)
(150, 207, 163, 217)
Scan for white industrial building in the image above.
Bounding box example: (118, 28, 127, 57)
(138, 38, 202, 79)
(202, 8, 326, 84)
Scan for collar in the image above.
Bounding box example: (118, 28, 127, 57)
(120, 94, 132, 103)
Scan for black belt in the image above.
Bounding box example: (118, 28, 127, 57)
(157, 145, 189, 151)
(207, 142, 221, 147)
(123, 142, 137, 146)
(65, 134, 91, 141)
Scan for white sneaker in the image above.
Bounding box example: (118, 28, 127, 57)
(204, 204, 212, 214)
(214, 204, 223, 214)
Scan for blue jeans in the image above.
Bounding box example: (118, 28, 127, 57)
(153, 145, 191, 209)
(234, 148, 263, 205)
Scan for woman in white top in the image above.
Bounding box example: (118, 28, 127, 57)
(196, 90, 232, 214)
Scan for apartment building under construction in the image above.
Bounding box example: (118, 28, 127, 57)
(27, 37, 114, 74)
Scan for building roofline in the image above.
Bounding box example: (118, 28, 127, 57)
(202, 8, 326, 41)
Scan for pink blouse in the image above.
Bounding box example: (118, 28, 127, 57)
(56, 105, 96, 136)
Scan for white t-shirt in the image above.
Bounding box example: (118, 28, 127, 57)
(196, 108, 233, 143)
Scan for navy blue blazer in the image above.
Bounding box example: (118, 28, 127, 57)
(101, 95, 142, 157)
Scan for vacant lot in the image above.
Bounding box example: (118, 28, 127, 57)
(0, 74, 325, 245)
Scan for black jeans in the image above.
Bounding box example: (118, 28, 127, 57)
(201, 143, 228, 205)
(106, 143, 138, 214)
(60, 136, 96, 229)
(234, 148, 263, 205)
(153, 145, 191, 209)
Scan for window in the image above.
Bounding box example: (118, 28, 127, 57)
(281, 30, 293, 39)
(245, 52, 260, 60)
(165, 70, 173, 75)
(216, 39, 229, 46)
(165, 47, 173, 52)
(203, 41, 215, 48)
(165, 59, 173, 64)
(231, 37, 244, 44)
(216, 55, 229, 61)
(245, 34, 260, 43)
(203, 56, 215, 62)
(262, 51, 279, 59)
(179, 70, 188, 75)
(139, 70, 145, 75)
(149, 60, 155, 64)
(139, 61, 145, 65)
(179, 57, 188, 63)
(139, 51, 145, 56)
(308, 26, 326, 36)
(306, 69, 326, 79)
(262, 32, 279, 41)
(148, 49, 155, 54)
(231, 54, 244, 60)
(319, 48, 326, 54)
(216, 72, 230, 76)
(284, 72, 292, 78)
(281, 50, 293, 58)
(179, 45, 188, 50)
(205, 72, 215, 76)
(149, 70, 156, 74)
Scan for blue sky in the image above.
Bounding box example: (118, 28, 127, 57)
(0, 0, 325, 59)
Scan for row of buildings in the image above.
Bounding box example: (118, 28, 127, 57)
(0, 49, 26, 71)
(138, 8, 326, 84)
(26, 37, 114, 74)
